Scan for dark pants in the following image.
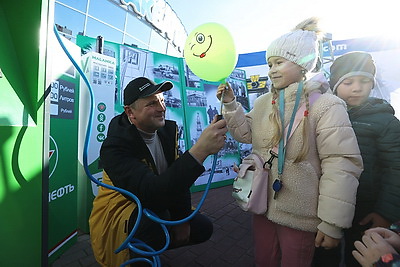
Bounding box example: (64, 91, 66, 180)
(312, 244, 342, 267)
(127, 209, 213, 266)
(343, 223, 371, 267)
(312, 224, 370, 267)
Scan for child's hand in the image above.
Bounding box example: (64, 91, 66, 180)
(315, 230, 341, 249)
(233, 163, 239, 173)
(216, 82, 235, 103)
(365, 227, 400, 251)
(352, 231, 397, 267)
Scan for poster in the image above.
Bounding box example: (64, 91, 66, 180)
(153, 52, 186, 154)
(182, 63, 249, 188)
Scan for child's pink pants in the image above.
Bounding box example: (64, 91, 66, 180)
(253, 214, 316, 267)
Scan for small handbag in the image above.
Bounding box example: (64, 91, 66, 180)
(232, 152, 269, 214)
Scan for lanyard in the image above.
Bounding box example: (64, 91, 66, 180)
(273, 81, 303, 198)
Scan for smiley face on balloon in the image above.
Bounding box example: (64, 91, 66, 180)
(184, 23, 237, 82)
(190, 32, 212, 58)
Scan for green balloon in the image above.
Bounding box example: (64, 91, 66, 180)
(184, 22, 237, 82)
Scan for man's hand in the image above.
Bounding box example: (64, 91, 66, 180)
(189, 116, 228, 163)
(170, 222, 190, 248)
(352, 231, 397, 267)
(315, 230, 341, 249)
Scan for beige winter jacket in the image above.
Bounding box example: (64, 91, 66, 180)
(223, 74, 363, 238)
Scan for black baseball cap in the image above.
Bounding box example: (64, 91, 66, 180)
(123, 77, 173, 105)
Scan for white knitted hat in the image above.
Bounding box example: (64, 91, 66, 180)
(266, 17, 321, 72)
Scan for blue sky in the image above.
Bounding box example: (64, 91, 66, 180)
(166, 0, 399, 54)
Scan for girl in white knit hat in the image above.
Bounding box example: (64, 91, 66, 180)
(217, 17, 363, 266)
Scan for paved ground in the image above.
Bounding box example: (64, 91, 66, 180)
(51, 185, 255, 267)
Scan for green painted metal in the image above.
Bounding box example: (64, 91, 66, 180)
(0, 0, 49, 265)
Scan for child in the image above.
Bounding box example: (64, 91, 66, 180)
(216, 17, 363, 267)
(330, 51, 400, 266)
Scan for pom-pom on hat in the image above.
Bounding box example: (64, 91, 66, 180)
(266, 17, 322, 72)
(123, 77, 173, 105)
(329, 51, 376, 93)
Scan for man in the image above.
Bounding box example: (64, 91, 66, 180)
(89, 77, 228, 266)
(207, 105, 214, 123)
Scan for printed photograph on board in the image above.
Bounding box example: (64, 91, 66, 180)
(165, 107, 185, 156)
(226, 69, 250, 111)
(163, 81, 182, 108)
(186, 89, 207, 107)
(203, 83, 221, 123)
(153, 52, 181, 82)
(183, 60, 201, 88)
(119, 45, 155, 108)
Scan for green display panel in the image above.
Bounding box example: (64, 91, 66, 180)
(152, 51, 187, 155)
(47, 35, 81, 263)
(0, 0, 50, 265)
(181, 66, 250, 191)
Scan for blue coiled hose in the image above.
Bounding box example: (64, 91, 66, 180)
(53, 26, 220, 267)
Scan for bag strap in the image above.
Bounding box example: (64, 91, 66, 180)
(250, 153, 265, 169)
(271, 90, 321, 154)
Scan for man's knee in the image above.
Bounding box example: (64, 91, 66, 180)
(189, 213, 213, 244)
